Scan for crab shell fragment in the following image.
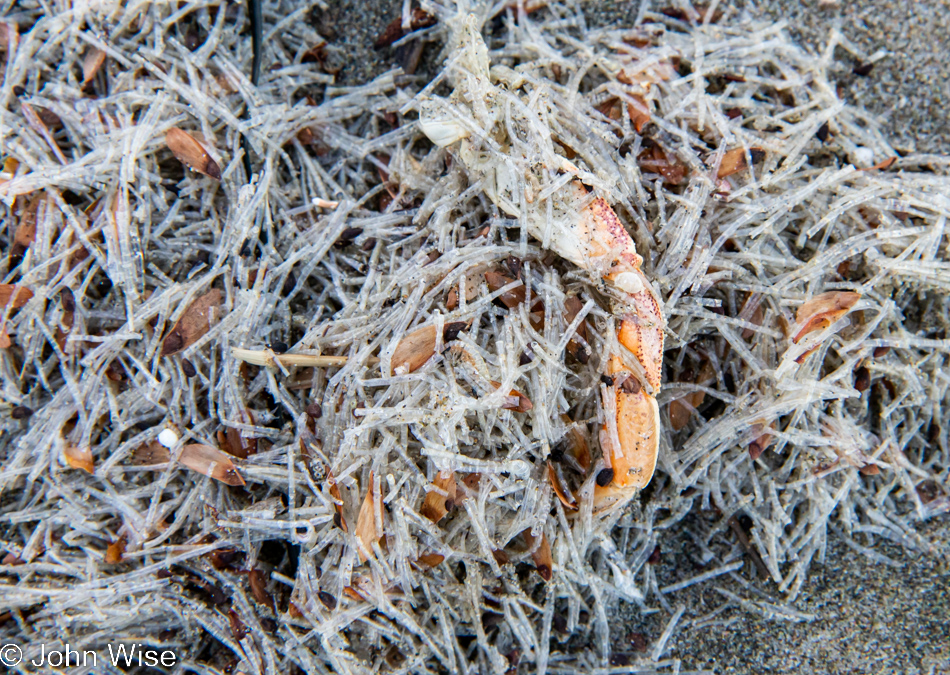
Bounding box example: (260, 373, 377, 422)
(594, 356, 660, 509)
(418, 13, 664, 513)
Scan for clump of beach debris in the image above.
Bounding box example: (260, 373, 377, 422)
(0, 1, 947, 673)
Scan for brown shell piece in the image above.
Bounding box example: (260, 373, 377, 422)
(82, 48, 106, 86)
(228, 608, 247, 641)
(105, 536, 127, 564)
(858, 157, 897, 172)
(326, 469, 348, 532)
(391, 324, 437, 374)
(460, 473, 481, 493)
(522, 529, 553, 581)
(416, 553, 445, 568)
(740, 294, 765, 340)
(638, 145, 687, 185)
(717, 147, 765, 179)
(374, 8, 436, 49)
(166, 127, 221, 180)
(560, 414, 591, 471)
(161, 288, 223, 356)
(564, 295, 590, 364)
(490, 382, 533, 412)
(248, 569, 275, 612)
(134, 441, 171, 465)
(484, 270, 526, 309)
(220, 409, 257, 459)
(547, 461, 577, 510)
(446, 266, 486, 309)
(627, 95, 651, 133)
(748, 422, 775, 460)
(64, 445, 94, 473)
(356, 472, 381, 562)
(793, 291, 861, 343)
(0, 284, 33, 309)
(0, 22, 18, 54)
(13, 193, 41, 252)
(420, 471, 457, 523)
(178, 443, 245, 486)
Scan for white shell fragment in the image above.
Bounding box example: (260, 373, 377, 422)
(157, 428, 179, 449)
(418, 114, 469, 147)
(613, 271, 645, 295)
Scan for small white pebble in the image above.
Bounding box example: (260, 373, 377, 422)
(157, 428, 179, 448)
(853, 147, 875, 167)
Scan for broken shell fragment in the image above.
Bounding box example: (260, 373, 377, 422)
(0, 284, 33, 309)
(374, 7, 437, 49)
(668, 361, 716, 431)
(356, 472, 381, 563)
(548, 461, 577, 510)
(133, 441, 171, 465)
(522, 529, 553, 581)
(178, 443, 245, 486)
(391, 324, 438, 374)
(560, 414, 591, 471)
(326, 469, 348, 532)
(13, 193, 41, 252)
(418, 114, 469, 148)
(64, 445, 94, 473)
(484, 269, 526, 308)
(416, 553, 445, 568)
(82, 48, 106, 86)
(627, 95, 651, 133)
(564, 295, 590, 364)
(638, 145, 688, 184)
(490, 382, 534, 412)
(420, 471, 457, 523)
(248, 569, 275, 612)
(166, 127, 221, 180)
(105, 536, 127, 564)
(748, 421, 775, 460)
(792, 291, 861, 343)
(161, 288, 223, 356)
(716, 147, 765, 179)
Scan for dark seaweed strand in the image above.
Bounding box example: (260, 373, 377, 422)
(242, 0, 263, 180)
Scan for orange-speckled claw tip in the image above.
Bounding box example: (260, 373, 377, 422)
(618, 311, 664, 392)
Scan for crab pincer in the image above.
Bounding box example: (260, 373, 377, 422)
(594, 356, 660, 510)
(417, 15, 665, 514)
(573, 186, 665, 392)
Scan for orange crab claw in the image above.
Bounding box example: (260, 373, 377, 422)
(573, 185, 664, 391)
(616, 285, 664, 392)
(593, 356, 660, 510)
